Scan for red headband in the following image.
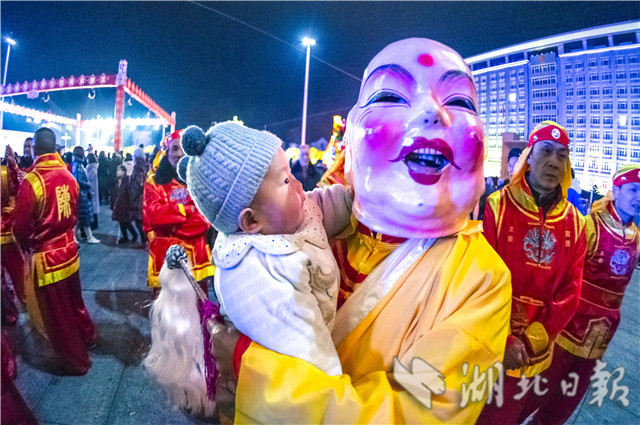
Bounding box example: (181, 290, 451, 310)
(528, 125, 570, 148)
(613, 168, 640, 186)
(162, 130, 182, 150)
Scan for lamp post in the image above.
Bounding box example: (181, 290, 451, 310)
(300, 37, 315, 146)
(1, 36, 17, 131)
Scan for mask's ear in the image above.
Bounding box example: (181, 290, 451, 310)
(237, 207, 262, 234)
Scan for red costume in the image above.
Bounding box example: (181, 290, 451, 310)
(532, 197, 639, 424)
(142, 160, 214, 288)
(1, 163, 26, 324)
(13, 153, 97, 375)
(478, 122, 587, 425)
(1, 330, 38, 425)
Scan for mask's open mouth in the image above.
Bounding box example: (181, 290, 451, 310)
(405, 149, 450, 172)
(390, 137, 460, 185)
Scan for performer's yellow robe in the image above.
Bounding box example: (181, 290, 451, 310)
(234, 221, 512, 424)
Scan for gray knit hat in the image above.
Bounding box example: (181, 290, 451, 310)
(179, 121, 282, 235)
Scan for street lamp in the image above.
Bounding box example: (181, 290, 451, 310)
(1, 36, 17, 131)
(300, 37, 315, 146)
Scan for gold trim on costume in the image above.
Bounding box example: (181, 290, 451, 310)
(556, 319, 611, 359)
(23, 171, 46, 220)
(33, 252, 79, 287)
(1, 231, 15, 245)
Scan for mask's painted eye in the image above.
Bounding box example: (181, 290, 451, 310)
(364, 91, 408, 106)
(444, 96, 477, 113)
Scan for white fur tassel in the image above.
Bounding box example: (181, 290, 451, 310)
(144, 262, 217, 417)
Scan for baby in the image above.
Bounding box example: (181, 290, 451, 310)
(145, 122, 351, 412)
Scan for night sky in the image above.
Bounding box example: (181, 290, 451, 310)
(2, 1, 639, 146)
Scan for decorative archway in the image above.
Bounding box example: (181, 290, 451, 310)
(0, 60, 176, 151)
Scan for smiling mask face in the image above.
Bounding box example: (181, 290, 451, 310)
(344, 38, 485, 238)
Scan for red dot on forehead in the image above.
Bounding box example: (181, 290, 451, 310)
(418, 54, 434, 67)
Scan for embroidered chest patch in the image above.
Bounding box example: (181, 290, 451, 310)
(610, 249, 631, 276)
(523, 227, 557, 266)
(169, 187, 189, 204)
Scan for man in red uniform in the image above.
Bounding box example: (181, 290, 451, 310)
(13, 127, 97, 375)
(1, 145, 26, 317)
(143, 130, 214, 295)
(478, 121, 587, 424)
(530, 164, 640, 424)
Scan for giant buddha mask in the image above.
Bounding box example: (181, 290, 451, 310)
(344, 38, 485, 238)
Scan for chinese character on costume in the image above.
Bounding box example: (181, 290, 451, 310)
(142, 130, 214, 294)
(13, 128, 98, 375)
(530, 164, 640, 424)
(477, 121, 587, 424)
(200, 38, 512, 424)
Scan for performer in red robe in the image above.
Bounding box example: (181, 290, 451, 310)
(478, 121, 587, 424)
(142, 130, 214, 293)
(13, 128, 97, 375)
(530, 164, 640, 424)
(1, 146, 26, 324)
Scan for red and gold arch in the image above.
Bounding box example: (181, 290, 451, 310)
(0, 60, 175, 151)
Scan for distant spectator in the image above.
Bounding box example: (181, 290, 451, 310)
(18, 137, 34, 171)
(111, 165, 137, 245)
(291, 144, 326, 191)
(123, 152, 134, 176)
(107, 152, 121, 199)
(98, 151, 110, 205)
(86, 153, 100, 229)
(129, 147, 148, 246)
(62, 152, 73, 173)
(507, 147, 523, 179)
(567, 168, 587, 215)
(72, 146, 99, 244)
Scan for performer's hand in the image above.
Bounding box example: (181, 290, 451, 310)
(5, 145, 15, 166)
(208, 320, 239, 425)
(207, 320, 240, 392)
(503, 336, 530, 370)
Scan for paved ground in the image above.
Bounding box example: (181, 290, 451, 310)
(4, 207, 639, 425)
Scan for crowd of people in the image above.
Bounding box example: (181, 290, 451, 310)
(1, 37, 639, 425)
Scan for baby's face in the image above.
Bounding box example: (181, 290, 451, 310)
(251, 148, 306, 235)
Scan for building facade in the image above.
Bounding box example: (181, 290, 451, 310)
(465, 21, 640, 191)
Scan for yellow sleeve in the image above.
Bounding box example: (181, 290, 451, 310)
(235, 234, 512, 424)
(585, 214, 598, 260)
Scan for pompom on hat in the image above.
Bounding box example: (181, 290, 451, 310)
(180, 122, 282, 235)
